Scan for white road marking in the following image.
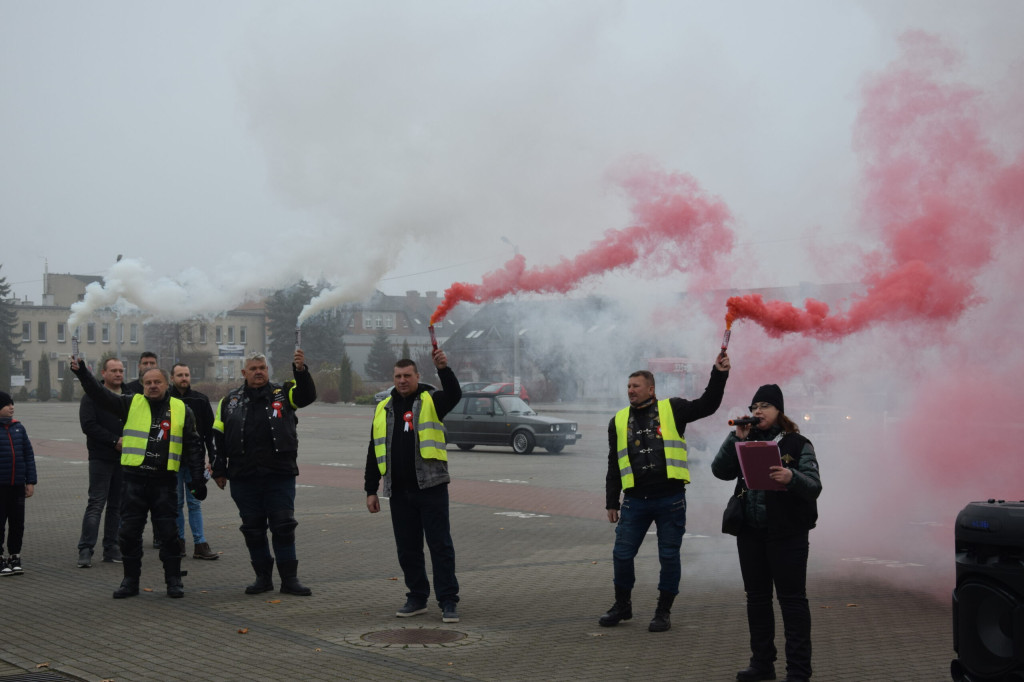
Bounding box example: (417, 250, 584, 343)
(841, 556, 925, 569)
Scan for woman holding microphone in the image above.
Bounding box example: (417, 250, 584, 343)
(712, 384, 822, 682)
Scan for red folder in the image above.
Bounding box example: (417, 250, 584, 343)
(735, 441, 787, 491)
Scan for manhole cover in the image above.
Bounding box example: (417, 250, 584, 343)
(363, 629, 467, 645)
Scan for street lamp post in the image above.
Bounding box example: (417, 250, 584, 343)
(114, 255, 123, 361)
(501, 236, 520, 396)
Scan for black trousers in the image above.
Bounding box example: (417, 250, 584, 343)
(737, 528, 812, 679)
(119, 475, 181, 578)
(0, 484, 27, 555)
(389, 483, 459, 606)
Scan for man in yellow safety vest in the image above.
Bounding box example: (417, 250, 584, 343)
(600, 351, 731, 632)
(365, 349, 462, 623)
(71, 355, 207, 600)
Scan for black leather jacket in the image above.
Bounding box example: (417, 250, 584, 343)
(212, 367, 316, 479)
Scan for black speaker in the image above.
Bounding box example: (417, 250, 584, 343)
(951, 500, 1024, 682)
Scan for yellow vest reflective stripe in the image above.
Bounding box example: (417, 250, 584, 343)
(373, 391, 448, 475)
(122, 394, 184, 472)
(614, 399, 689, 490)
(658, 399, 689, 482)
(372, 398, 390, 474)
(416, 393, 448, 461)
(213, 398, 224, 434)
(614, 408, 635, 490)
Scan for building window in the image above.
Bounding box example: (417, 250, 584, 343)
(57, 361, 67, 381)
(101, 323, 110, 343)
(21, 322, 30, 342)
(86, 323, 96, 342)
(57, 323, 66, 343)
(363, 313, 373, 330)
(240, 326, 247, 344)
(37, 322, 47, 342)
(199, 325, 207, 344)
(216, 326, 223, 343)
(227, 326, 234, 343)
(385, 313, 395, 329)
(130, 324, 138, 343)
(22, 360, 31, 381)
(118, 323, 124, 344)
(185, 326, 194, 344)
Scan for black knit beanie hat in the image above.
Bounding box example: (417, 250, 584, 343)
(750, 384, 784, 414)
(0, 391, 13, 410)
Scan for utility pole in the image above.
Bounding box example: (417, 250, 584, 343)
(501, 236, 520, 396)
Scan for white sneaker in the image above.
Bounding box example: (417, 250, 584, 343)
(0, 557, 12, 576)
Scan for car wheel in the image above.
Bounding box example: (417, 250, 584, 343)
(511, 430, 535, 454)
(456, 443, 475, 451)
(544, 444, 564, 454)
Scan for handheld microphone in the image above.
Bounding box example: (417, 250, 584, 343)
(728, 416, 760, 426)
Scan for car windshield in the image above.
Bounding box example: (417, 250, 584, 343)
(497, 395, 534, 415)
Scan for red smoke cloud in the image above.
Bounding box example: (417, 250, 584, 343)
(726, 32, 1006, 340)
(431, 161, 735, 324)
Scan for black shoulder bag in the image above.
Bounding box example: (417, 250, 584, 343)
(722, 478, 747, 536)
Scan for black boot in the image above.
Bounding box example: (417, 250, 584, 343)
(113, 576, 140, 599)
(598, 585, 632, 627)
(164, 557, 185, 598)
(648, 590, 675, 632)
(165, 574, 184, 598)
(277, 559, 312, 596)
(245, 557, 275, 595)
(737, 667, 776, 681)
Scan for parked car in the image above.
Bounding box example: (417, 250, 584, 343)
(374, 386, 393, 403)
(459, 381, 491, 392)
(444, 392, 580, 454)
(28, 388, 59, 400)
(479, 382, 530, 403)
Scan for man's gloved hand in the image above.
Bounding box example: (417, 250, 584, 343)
(190, 479, 208, 501)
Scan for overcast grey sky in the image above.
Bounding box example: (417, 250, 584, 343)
(2, 0, 1022, 309)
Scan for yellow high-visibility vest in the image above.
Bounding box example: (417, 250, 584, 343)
(614, 399, 688, 489)
(122, 394, 184, 472)
(373, 391, 447, 475)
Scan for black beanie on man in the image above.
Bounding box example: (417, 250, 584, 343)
(0, 391, 13, 410)
(751, 384, 784, 414)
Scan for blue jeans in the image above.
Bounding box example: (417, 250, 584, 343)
(176, 469, 205, 544)
(229, 475, 298, 563)
(77, 459, 123, 555)
(612, 489, 687, 594)
(389, 483, 459, 606)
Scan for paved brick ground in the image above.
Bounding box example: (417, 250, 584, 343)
(0, 401, 954, 681)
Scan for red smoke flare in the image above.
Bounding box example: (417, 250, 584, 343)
(431, 163, 735, 324)
(727, 32, 1000, 340)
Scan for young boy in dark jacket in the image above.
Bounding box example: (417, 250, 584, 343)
(0, 391, 37, 575)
